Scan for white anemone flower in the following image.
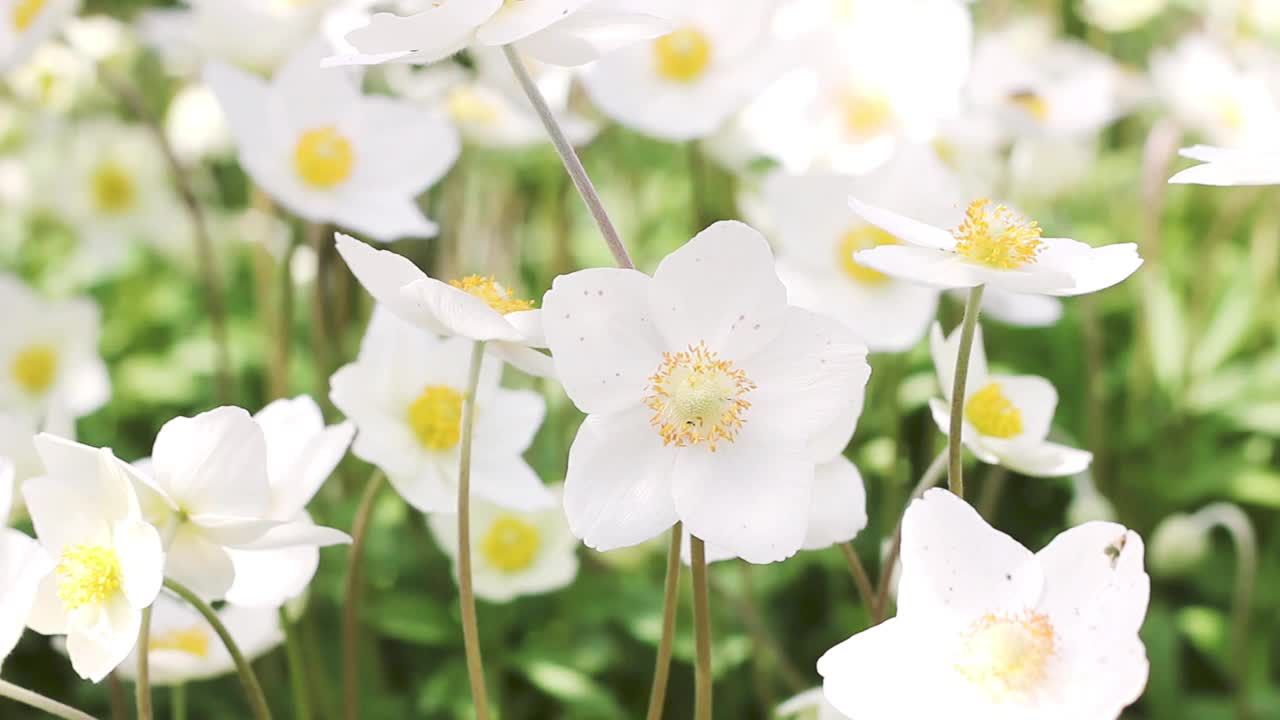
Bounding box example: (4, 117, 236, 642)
(24, 435, 164, 682)
(334, 233, 553, 377)
(1151, 34, 1280, 149)
(818, 489, 1150, 719)
(1, 460, 52, 670)
(6, 41, 94, 112)
(849, 196, 1142, 296)
(0, 407, 72, 523)
(1169, 144, 1280, 186)
(777, 687, 848, 720)
(929, 323, 1092, 477)
(427, 485, 578, 603)
(140, 0, 337, 73)
(543, 221, 871, 563)
(205, 42, 459, 242)
(1081, 0, 1167, 32)
(330, 306, 553, 513)
(0, 0, 79, 71)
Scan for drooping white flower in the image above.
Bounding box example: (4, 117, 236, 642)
(205, 42, 459, 242)
(929, 323, 1092, 477)
(24, 435, 165, 682)
(818, 489, 1150, 719)
(0, 458, 52, 671)
(330, 306, 553, 514)
(777, 687, 848, 720)
(543, 221, 871, 563)
(0, 0, 79, 72)
(140, 0, 339, 73)
(427, 485, 578, 602)
(1169, 144, 1280, 186)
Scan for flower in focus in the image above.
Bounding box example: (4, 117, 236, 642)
(24, 435, 164, 682)
(1168, 144, 1280, 186)
(0, 0, 79, 71)
(777, 687, 848, 720)
(0, 459, 52, 670)
(141, 0, 338, 73)
(1151, 34, 1280, 149)
(427, 485, 578, 602)
(205, 42, 459, 242)
(849, 195, 1143, 296)
(331, 306, 553, 514)
(543, 221, 871, 563)
(818, 488, 1150, 719)
(929, 323, 1092, 477)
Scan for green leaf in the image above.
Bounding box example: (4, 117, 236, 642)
(520, 661, 626, 717)
(1143, 272, 1187, 395)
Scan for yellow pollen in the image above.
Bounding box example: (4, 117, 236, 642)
(1008, 89, 1050, 123)
(951, 199, 1043, 270)
(408, 385, 464, 450)
(965, 382, 1023, 439)
(840, 91, 894, 136)
(837, 225, 898, 285)
(446, 87, 501, 126)
(480, 515, 541, 573)
(13, 0, 45, 31)
(56, 543, 123, 611)
(149, 626, 211, 657)
(91, 163, 136, 214)
(293, 126, 355, 189)
(645, 341, 756, 451)
(956, 611, 1056, 701)
(449, 275, 534, 315)
(653, 27, 712, 82)
(12, 343, 57, 393)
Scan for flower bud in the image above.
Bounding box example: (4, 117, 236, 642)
(1149, 513, 1211, 577)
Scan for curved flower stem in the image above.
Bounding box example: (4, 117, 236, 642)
(280, 607, 313, 720)
(0, 679, 99, 720)
(947, 285, 986, 499)
(644, 523, 683, 720)
(690, 537, 713, 720)
(162, 578, 272, 720)
(1196, 504, 1258, 720)
(874, 448, 948, 620)
(502, 45, 634, 269)
(136, 605, 154, 720)
(839, 543, 878, 624)
(343, 469, 385, 720)
(171, 685, 187, 720)
(458, 341, 492, 720)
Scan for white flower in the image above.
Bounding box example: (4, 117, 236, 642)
(140, 0, 337, 73)
(543, 221, 871, 563)
(427, 485, 578, 603)
(164, 83, 233, 164)
(330, 306, 553, 513)
(204, 41, 459, 242)
(1169, 144, 1280, 186)
(1151, 34, 1280, 148)
(777, 687, 848, 720)
(24, 435, 165, 682)
(334, 233, 554, 377)
(0, 407, 72, 523)
(1081, 0, 1166, 32)
(0, 274, 109, 419)
(818, 489, 1150, 719)
(1, 459, 53, 670)
(0, 0, 79, 72)
(224, 396, 354, 608)
(6, 41, 94, 112)
(849, 196, 1143, 296)
(929, 323, 1092, 477)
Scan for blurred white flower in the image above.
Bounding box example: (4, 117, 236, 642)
(427, 485, 578, 602)
(0, 459, 52, 671)
(6, 41, 93, 112)
(1148, 512, 1211, 576)
(330, 306, 554, 514)
(1151, 34, 1280, 148)
(164, 83, 232, 163)
(24, 435, 164, 682)
(777, 686, 848, 720)
(1081, 0, 1167, 32)
(62, 14, 132, 62)
(0, 0, 79, 71)
(1169, 144, 1280, 186)
(141, 0, 338, 73)
(542, 221, 871, 563)
(818, 489, 1150, 719)
(205, 42, 459, 242)
(1005, 135, 1101, 202)
(0, 406, 73, 523)
(950, 287, 1063, 328)
(928, 323, 1092, 477)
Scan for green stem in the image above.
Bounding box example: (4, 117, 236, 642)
(731, 563, 805, 695)
(458, 341, 492, 720)
(343, 470, 385, 720)
(136, 606, 153, 720)
(163, 578, 272, 720)
(280, 607, 312, 720)
(0, 680, 99, 720)
(947, 285, 986, 499)
(690, 537, 712, 720)
(170, 686, 187, 720)
(977, 466, 1009, 520)
(644, 523, 683, 720)
(107, 674, 128, 720)
(1197, 504, 1258, 720)
(839, 543, 879, 624)
(874, 448, 948, 620)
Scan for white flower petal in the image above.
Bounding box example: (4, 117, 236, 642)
(989, 374, 1058, 443)
(465, 453, 555, 512)
(973, 287, 1063, 327)
(399, 277, 523, 342)
(152, 407, 271, 518)
(67, 602, 138, 683)
(489, 342, 556, 378)
(849, 196, 958, 250)
(929, 322, 989, 402)
(330, 194, 440, 243)
(387, 463, 455, 514)
(0, 530, 51, 664)
(114, 520, 163, 610)
(803, 456, 867, 551)
(165, 526, 236, 600)
(229, 519, 351, 550)
(342, 3, 502, 65)
(22, 473, 112, 556)
(981, 438, 1093, 478)
(818, 618, 955, 718)
(475, 0, 596, 46)
(927, 398, 998, 463)
(1034, 237, 1143, 297)
(516, 0, 673, 67)
(855, 245, 981, 289)
(225, 543, 319, 608)
(474, 387, 546, 458)
(334, 233, 427, 321)
(0, 458, 11, 525)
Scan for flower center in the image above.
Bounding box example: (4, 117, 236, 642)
(449, 275, 534, 314)
(951, 199, 1043, 270)
(91, 163, 136, 214)
(1008, 89, 1049, 123)
(840, 91, 894, 137)
(150, 626, 211, 657)
(1214, 95, 1245, 130)
(645, 342, 755, 451)
(294, 126, 355, 189)
(56, 543, 123, 610)
(12, 0, 45, 31)
(12, 343, 57, 393)
(407, 385, 464, 450)
(446, 87, 500, 126)
(837, 225, 898, 285)
(956, 611, 1056, 701)
(964, 382, 1023, 438)
(653, 27, 712, 82)
(480, 515, 541, 573)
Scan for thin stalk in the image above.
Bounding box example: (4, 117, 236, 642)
(1197, 504, 1258, 720)
(874, 448, 948, 620)
(163, 578, 272, 720)
(280, 607, 312, 720)
(730, 563, 806, 695)
(502, 45, 634, 269)
(0, 680, 99, 720)
(690, 537, 713, 720)
(839, 543, 878, 624)
(458, 341, 492, 720)
(977, 466, 1009, 520)
(947, 285, 986, 499)
(107, 674, 128, 720)
(644, 523, 683, 720)
(136, 606, 154, 720)
(306, 222, 335, 413)
(171, 686, 187, 720)
(342, 470, 385, 720)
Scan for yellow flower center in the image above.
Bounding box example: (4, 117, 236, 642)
(653, 27, 712, 82)
(956, 611, 1056, 701)
(446, 87, 501, 126)
(645, 342, 755, 451)
(480, 515, 541, 573)
(56, 543, 123, 610)
(837, 225, 898, 285)
(449, 275, 534, 315)
(1008, 89, 1050, 123)
(12, 343, 57, 393)
(408, 385, 464, 450)
(840, 91, 894, 136)
(91, 163, 137, 214)
(12, 0, 45, 31)
(951, 199, 1043, 270)
(1214, 95, 1245, 130)
(150, 626, 211, 657)
(964, 382, 1023, 439)
(294, 126, 355, 189)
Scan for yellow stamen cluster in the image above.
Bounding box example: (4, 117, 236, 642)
(956, 610, 1056, 701)
(951, 199, 1043, 270)
(964, 382, 1023, 439)
(449, 275, 535, 315)
(150, 626, 212, 657)
(408, 385, 464, 450)
(837, 225, 899, 285)
(294, 126, 355, 189)
(91, 163, 137, 214)
(446, 87, 501, 126)
(13, 0, 45, 31)
(481, 515, 542, 573)
(56, 543, 123, 610)
(1008, 89, 1050, 123)
(653, 27, 712, 82)
(645, 342, 755, 451)
(12, 344, 58, 393)
(840, 91, 894, 136)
